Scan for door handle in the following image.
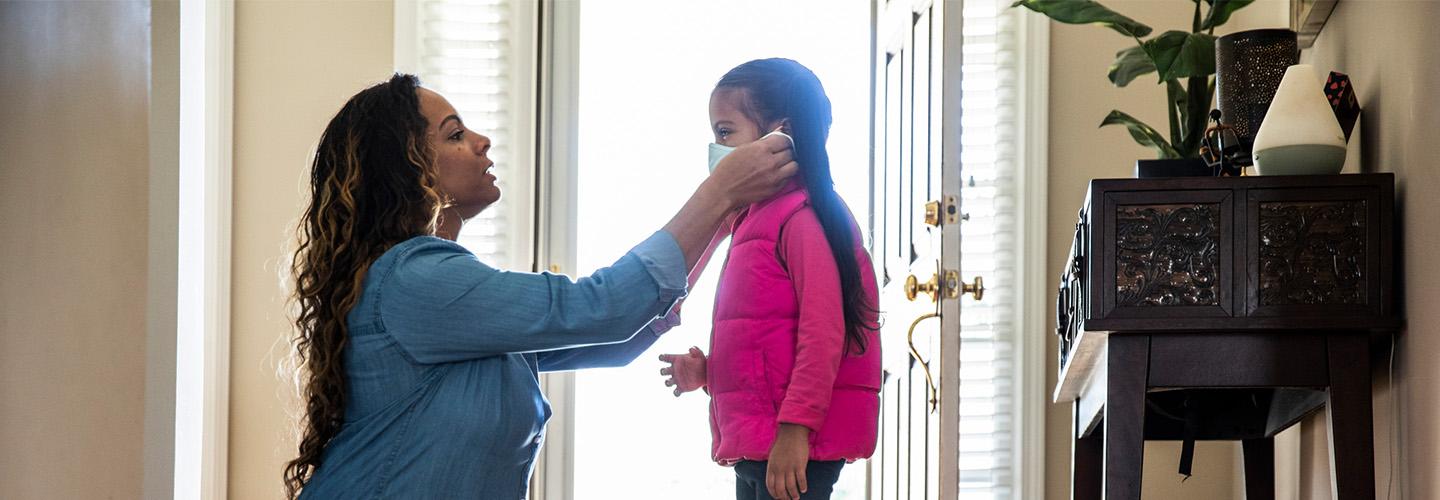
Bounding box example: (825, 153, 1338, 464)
(908, 271, 985, 302)
(906, 311, 941, 414)
(904, 273, 941, 302)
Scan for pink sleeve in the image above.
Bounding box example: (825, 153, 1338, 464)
(775, 207, 847, 432)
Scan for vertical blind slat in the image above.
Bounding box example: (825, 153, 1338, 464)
(958, 0, 1020, 497)
(415, 0, 515, 267)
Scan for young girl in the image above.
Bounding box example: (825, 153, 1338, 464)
(660, 58, 882, 500)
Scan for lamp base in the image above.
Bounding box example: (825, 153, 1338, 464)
(1253, 144, 1346, 175)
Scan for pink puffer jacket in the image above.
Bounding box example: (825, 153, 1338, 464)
(707, 184, 881, 465)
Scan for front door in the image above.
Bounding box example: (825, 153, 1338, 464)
(869, 1, 975, 499)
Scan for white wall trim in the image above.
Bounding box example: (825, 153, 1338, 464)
(532, 1, 580, 499)
(1014, 8, 1050, 500)
(393, 0, 419, 75)
(176, 0, 233, 498)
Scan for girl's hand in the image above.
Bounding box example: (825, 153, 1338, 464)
(766, 423, 812, 500)
(658, 347, 707, 397)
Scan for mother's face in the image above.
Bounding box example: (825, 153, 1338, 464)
(418, 88, 500, 219)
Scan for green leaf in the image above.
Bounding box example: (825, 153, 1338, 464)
(1101, 110, 1182, 159)
(1180, 75, 1213, 157)
(1202, 0, 1255, 29)
(1142, 31, 1217, 82)
(1108, 46, 1156, 87)
(1011, 0, 1153, 38)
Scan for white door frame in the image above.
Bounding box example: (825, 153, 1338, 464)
(146, 0, 235, 499)
(1015, 7, 1050, 500)
(936, 2, 965, 497)
(532, 1, 582, 499)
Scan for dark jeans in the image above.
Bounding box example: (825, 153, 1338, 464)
(733, 460, 846, 500)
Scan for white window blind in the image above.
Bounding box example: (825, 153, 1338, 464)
(958, 0, 1021, 497)
(397, 0, 537, 270)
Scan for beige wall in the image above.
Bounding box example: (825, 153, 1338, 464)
(0, 1, 152, 498)
(1292, 0, 1440, 498)
(229, 1, 393, 498)
(1040, 1, 1289, 499)
(223, 1, 1440, 499)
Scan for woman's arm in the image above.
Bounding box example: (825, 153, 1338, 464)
(538, 217, 735, 372)
(385, 138, 791, 364)
(382, 233, 687, 364)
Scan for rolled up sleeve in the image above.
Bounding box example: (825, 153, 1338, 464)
(630, 230, 689, 311)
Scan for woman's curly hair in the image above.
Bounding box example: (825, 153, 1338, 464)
(283, 74, 446, 498)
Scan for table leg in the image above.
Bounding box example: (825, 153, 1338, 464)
(1104, 335, 1148, 500)
(1327, 333, 1375, 500)
(1243, 438, 1275, 500)
(1074, 403, 1103, 500)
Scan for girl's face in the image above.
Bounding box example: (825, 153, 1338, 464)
(709, 87, 783, 147)
(418, 88, 500, 219)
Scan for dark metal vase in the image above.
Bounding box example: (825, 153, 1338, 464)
(1216, 29, 1299, 164)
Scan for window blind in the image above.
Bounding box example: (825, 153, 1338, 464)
(406, 0, 531, 270)
(957, 0, 1021, 497)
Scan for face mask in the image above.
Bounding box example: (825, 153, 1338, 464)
(708, 129, 794, 174)
(707, 143, 736, 174)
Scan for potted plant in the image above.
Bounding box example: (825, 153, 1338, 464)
(1013, 0, 1255, 176)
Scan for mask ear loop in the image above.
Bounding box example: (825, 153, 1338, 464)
(761, 128, 795, 150)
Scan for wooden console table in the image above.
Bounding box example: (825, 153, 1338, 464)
(1054, 174, 1398, 499)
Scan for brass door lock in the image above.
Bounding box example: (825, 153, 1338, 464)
(923, 197, 962, 227)
(924, 200, 942, 227)
(944, 271, 984, 301)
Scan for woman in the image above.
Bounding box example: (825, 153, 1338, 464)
(283, 74, 795, 499)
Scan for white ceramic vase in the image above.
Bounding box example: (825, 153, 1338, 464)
(1251, 64, 1347, 175)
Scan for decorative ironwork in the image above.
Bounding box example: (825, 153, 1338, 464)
(1056, 212, 1088, 369)
(1259, 200, 1367, 305)
(1115, 204, 1222, 307)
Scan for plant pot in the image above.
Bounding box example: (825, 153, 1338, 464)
(1135, 158, 1212, 178)
(1252, 64, 1347, 175)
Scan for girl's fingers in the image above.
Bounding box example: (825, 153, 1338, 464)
(786, 471, 801, 499)
(798, 469, 808, 494)
(660, 366, 672, 376)
(664, 379, 675, 387)
(673, 388, 682, 397)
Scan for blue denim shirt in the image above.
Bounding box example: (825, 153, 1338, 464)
(298, 232, 687, 499)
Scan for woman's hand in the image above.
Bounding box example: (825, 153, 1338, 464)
(663, 133, 792, 275)
(658, 347, 707, 396)
(704, 133, 798, 210)
(766, 423, 812, 500)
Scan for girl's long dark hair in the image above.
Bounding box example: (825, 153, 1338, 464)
(284, 73, 444, 498)
(717, 58, 879, 354)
